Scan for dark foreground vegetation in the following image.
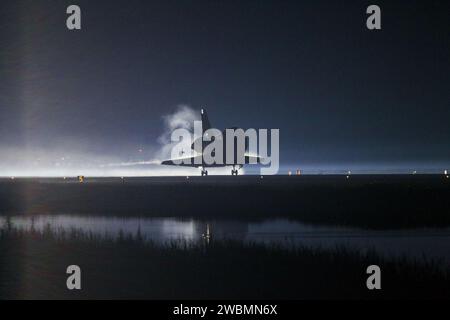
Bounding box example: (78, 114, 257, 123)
(1, 175, 450, 229)
(0, 226, 449, 299)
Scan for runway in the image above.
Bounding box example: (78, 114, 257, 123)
(0, 174, 449, 229)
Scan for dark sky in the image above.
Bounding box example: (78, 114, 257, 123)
(0, 0, 449, 175)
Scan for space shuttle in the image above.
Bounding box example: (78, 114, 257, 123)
(161, 109, 263, 175)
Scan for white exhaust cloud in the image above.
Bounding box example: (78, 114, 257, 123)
(156, 104, 200, 162)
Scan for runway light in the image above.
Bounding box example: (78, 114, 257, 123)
(296, 169, 301, 176)
(413, 170, 417, 175)
(260, 175, 264, 179)
(10, 176, 15, 180)
(186, 176, 190, 179)
(288, 171, 292, 176)
(445, 170, 448, 175)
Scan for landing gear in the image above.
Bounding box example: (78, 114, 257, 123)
(201, 168, 208, 176)
(231, 165, 242, 176)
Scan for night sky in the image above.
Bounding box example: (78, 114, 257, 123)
(0, 0, 449, 175)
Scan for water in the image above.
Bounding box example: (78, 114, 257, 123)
(2, 215, 450, 265)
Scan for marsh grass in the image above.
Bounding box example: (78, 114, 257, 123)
(0, 225, 449, 299)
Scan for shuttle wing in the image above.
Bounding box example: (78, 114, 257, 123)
(161, 155, 204, 167)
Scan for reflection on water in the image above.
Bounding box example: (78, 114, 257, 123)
(2, 215, 450, 264)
